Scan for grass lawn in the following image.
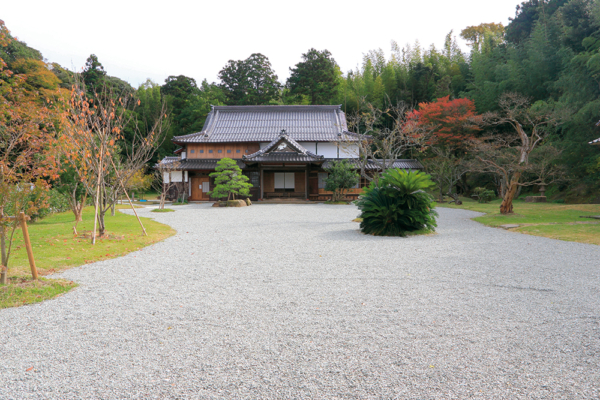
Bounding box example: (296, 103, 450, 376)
(1, 205, 176, 308)
(437, 197, 600, 246)
(151, 208, 174, 213)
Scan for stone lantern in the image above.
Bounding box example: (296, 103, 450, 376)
(525, 183, 548, 203)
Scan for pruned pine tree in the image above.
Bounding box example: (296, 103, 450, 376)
(209, 158, 253, 202)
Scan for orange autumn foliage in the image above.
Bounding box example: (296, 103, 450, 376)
(408, 96, 482, 148)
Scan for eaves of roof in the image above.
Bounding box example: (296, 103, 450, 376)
(322, 159, 424, 170)
(243, 133, 324, 162)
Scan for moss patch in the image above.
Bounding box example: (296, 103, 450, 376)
(151, 208, 175, 213)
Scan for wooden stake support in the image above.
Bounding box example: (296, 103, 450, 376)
(109, 157, 147, 236)
(0, 213, 38, 280)
(18, 213, 38, 280)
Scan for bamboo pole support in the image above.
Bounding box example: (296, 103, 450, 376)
(109, 157, 147, 236)
(18, 212, 38, 280)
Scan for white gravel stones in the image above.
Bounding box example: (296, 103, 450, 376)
(1, 204, 599, 399)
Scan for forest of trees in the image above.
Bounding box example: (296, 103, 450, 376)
(2, 0, 600, 205)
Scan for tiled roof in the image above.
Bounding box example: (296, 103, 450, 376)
(243, 132, 324, 163)
(156, 157, 246, 170)
(322, 159, 423, 170)
(178, 159, 246, 170)
(173, 105, 358, 143)
(155, 156, 181, 168)
(243, 153, 325, 163)
(590, 137, 600, 145)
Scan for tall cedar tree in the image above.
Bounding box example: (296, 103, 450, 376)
(287, 49, 339, 105)
(82, 54, 106, 92)
(218, 53, 281, 105)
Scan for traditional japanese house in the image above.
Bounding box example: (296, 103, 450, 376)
(159, 105, 422, 201)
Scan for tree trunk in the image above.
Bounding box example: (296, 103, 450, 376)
(98, 210, 106, 237)
(75, 208, 83, 222)
(0, 226, 7, 285)
(500, 172, 521, 214)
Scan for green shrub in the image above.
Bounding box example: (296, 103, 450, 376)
(30, 189, 70, 220)
(356, 169, 438, 236)
(324, 160, 360, 202)
(473, 187, 496, 203)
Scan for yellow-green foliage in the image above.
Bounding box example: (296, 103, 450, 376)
(127, 170, 153, 194)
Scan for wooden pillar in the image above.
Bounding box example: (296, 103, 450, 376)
(260, 166, 264, 200)
(305, 164, 309, 200)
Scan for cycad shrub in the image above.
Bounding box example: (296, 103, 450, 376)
(356, 169, 438, 236)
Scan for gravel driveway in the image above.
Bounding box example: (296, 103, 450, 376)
(1, 204, 599, 399)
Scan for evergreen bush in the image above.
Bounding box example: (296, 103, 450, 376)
(324, 160, 360, 202)
(356, 169, 438, 236)
(473, 187, 496, 203)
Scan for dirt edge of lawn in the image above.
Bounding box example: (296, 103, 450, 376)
(1, 206, 176, 309)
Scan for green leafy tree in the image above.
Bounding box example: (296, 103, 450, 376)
(209, 158, 253, 201)
(460, 23, 505, 51)
(82, 54, 106, 92)
(356, 169, 438, 236)
(287, 48, 339, 105)
(218, 53, 281, 105)
(324, 160, 360, 202)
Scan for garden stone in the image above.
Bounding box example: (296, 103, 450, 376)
(227, 199, 246, 207)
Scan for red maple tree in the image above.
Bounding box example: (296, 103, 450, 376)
(408, 96, 481, 148)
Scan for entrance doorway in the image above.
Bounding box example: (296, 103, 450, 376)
(191, 176, 210, 200)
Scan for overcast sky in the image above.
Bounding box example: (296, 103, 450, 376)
(3, 0, 523, 88)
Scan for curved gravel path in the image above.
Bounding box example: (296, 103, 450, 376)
(1, 204, 599, 399)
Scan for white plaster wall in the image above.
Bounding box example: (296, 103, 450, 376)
(317, 142, 339, 158)
(260, 142, 271, 149)
(339, 143, 360, 158)
(163, 172, 170, 183)
(171, 171, 183, 182)
(298, 142, 316, 154)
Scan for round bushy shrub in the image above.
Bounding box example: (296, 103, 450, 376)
(473, 187, 496, 203)
(356, 169, 438, 236)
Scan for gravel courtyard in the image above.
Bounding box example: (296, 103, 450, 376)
(1, 204, 599, 399)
